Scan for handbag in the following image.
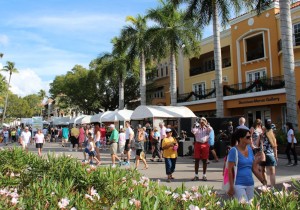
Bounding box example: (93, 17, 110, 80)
(222, 147, 238, 192)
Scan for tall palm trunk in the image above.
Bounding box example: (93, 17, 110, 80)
(170, 51, 177, 106)
(280, 0, 298, 130)
(119, 74, 125, 110)
(139, 50, 146, 105)
(213, 3, 224, 118)
(2, 72, 11, 124)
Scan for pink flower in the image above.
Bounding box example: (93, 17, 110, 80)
(258, 185, 271, 192)
(189, 204, 200, 210)
(11, 197, 18, 205)
(70, 208, 77, 210)
(283, 182, 291, 190)
(191, 186, 199, 192)
(90, 187, 97, 196)
(165, 190, 172, 195)
(10, 172, 15, 177)
(58, 197, 70, 209)
(85, 194, 94, 201)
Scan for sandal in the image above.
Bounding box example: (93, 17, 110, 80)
(170, 175, 175, 180)
(191, 176, 199, 181)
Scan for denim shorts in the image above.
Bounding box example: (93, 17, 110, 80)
(265, 154, 277, 166)
(95, 141, 101, 148)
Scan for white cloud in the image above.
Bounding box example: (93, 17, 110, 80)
(0, 35, 9, 46)
(1, 68, 50, 97)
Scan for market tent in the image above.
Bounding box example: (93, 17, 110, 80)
(90, 111, 113, 123)
(69, 115, 86, 125)
(77, 115, 92, 124)
(101, 109, 133, 122)
(131, 105, 196, 120)
(52, 117, 70, 126)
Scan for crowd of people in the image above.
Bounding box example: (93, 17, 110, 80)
(0, 117, 298, 202)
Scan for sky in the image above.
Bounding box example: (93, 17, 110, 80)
(0, 0, 214, 97)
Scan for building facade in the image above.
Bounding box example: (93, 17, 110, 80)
(147, 2, 300, 130)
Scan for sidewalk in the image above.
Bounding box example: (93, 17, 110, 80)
(2, 142, 299, 193)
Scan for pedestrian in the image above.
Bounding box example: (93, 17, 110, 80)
(94, 123, 101, 163)
(162, 128, 178, 182)
(83, 132, 101, 165)
(191, 117, 211, 181)
(134, 127, 148, 170)
(61, 125, 69, 147)
(11, 128, 16, 143)
(227, 128, 266, 202)
(285, 122, 298, 166)
(78, 125, 85, 151)
(21, 127, 31, 152)
(100, 124, 107, 150)
(250, 119, 263, 147)
(150, 127, 162, 162)
(208, 124, 218, 163)
(124, 121, 134, 166)
(34, 129, 45, 157)
(108, 124, 121, 168)
(158, 122, 166, 161)
(2, 127, 9, 145)
(236, 117, 249, 130)
(118, 127, 126, 162)
(70, 125, 79, 151)
(259, 123, 278, 186)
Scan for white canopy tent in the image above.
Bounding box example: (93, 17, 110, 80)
(131, 105, 196, 120)
(77, 115, 92, 124)
(69, 115, 86, 125)
(52, 117, 71, 126)
(100, 109, 133, 122)
(90, 111, 113, 123)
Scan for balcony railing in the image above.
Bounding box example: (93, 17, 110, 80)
(177, 76, 285, 103)
(223, 76, 285, 96)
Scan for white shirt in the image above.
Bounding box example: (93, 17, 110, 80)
(160, 126, 166, 140)
(125, 127, 134, 140)
(2, 130, 9, 138)
(35, 133, 45, 143)
(21, 131, 31, 144)
(192, 126, 211, 143)
(287, 129, 297, 143)
(119, 133, 126, 145)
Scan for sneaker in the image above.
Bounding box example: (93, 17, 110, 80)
(202, 176, 207, 181)
(118, 161, 123, 166)
(191, 176, 199, 181)
(286, 162, 292, 166)
(286, 163, 294, 167)
(111, 164, 116, 168)
(123, 162, 130, 166)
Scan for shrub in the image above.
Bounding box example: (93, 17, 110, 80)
(0, 147, 299, 209)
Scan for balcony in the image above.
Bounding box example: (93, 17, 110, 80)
(223, 76, 285, 96)
(177, 76, 285, 103)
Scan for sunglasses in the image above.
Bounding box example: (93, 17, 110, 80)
(245, 135, 251, 139)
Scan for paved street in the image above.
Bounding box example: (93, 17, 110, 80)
(1, 142, 299, 194)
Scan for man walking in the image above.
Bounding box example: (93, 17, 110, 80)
(108, 124, 121, 168)
(21, 127, 31, 152)
(191, 117, 211, 181)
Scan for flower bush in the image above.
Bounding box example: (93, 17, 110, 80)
(0, 147, 299, 209)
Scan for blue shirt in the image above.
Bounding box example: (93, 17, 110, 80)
(208, 129, 215, 146)
(62, 127, 69, 139)
(228, 145, 254, 186)
(154, 131, 160, 141)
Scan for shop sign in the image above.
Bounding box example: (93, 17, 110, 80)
(238, 96, 280, 105)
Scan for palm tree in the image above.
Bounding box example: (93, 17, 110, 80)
(38, 89, 47, 116)
(1, 61, 19, 124)
(96, 38, 131, 110)
(147, 0, 201, 105)
(119, 15, 150, 105)
(0, 53, 3, 58)
(171, 0, 242, 116)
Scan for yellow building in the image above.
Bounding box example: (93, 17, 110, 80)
(147, 2, 300, 130)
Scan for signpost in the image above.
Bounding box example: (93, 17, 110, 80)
(32, 117, 43, 132)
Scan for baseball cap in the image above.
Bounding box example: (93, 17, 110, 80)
(267, 119, 271, 122)
(166, 128, 172, 133)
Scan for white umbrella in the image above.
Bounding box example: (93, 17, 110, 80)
(90, 111, 113, 123)
(101, 110, 133, 122)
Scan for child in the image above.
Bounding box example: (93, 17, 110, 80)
(83, 133, 101, 165)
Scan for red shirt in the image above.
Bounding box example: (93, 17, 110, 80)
(100, 128, 106, 138)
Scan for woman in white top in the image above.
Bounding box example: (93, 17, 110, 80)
(34, 129, 45, 157)
(118, 128, 126, 161)
(286, 122, 298, 166)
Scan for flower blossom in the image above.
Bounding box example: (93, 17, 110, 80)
(129, 198, 141, 208)
(258, 185, 271, 192)
(58, 197, 70, 209)
(70, 208, 77, 210)
(283, 182, 291, 190)
(191, 186, 199, 192)
(165, 190, 172, 195)
(172, 193, 180, 199)
(11, 197, 18, 205)
(189, 204, 200, 210)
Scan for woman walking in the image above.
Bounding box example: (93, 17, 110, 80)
(250, 119, 263, 147)
(150, 127, 162, 162)
(286, 122, 298, 166)
(34, 129, 45, 157)
(259, 123, 278, 186)
(162, 128, 178, 182)
(78, 125, 85, 151)
(227, 128, 266, 202)
(118, 128, 126, 162)
(134, 127, 148, 170)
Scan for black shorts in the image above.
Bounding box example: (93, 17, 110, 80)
(136, 149, 143, 156)
(70, 136, 79, 145)
(209, 145, 215, 151)
(125, 139, 130, 152)
(36, 143, 43, 148)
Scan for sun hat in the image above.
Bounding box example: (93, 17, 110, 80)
(166, 128, 172, 133)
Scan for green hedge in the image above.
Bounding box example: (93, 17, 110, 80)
(0, 148, 299, 209)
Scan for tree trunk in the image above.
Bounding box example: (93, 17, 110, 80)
(119, 74, 125, 110)
(139, 51, 146, 106)
(280, 0, 298, 131)
(2, 72, 11, 124)
(213, 3, 224, 118)
(170, 52, 177, 106)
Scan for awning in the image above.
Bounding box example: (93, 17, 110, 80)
(100, 109, 133, 122)
(69, 115, 86, 125)
(77, 115, 92, 124)
(131, 105, 197, 120)
(52, 117, 71, 126)
(90, 111, 113, 123)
